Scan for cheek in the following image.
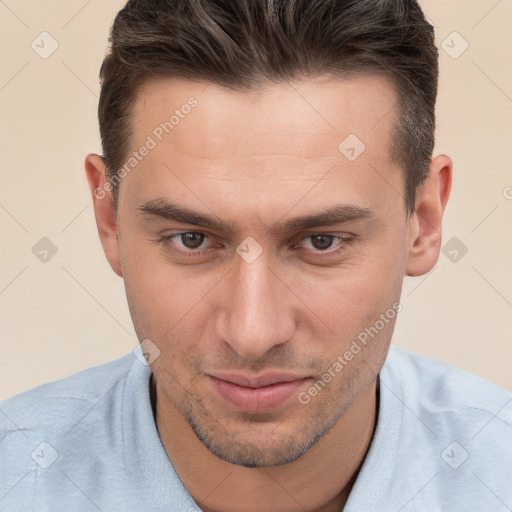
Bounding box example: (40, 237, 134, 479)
(121, 246, 175, 332)
(298, 260, 400, 334)
(122, 247, 219, 345)
(290, 244, 404, 364)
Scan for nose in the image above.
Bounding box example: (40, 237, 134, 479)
(215, 251, 296, 359)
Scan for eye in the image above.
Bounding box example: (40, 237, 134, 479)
(157, 231, 213, 256)
(155, 231, 356, 259)
(301, 234, 339, 251)
(293, 233, 355, 258)
(174, 232, 207, 250)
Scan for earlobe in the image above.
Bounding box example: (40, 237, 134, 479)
(405, 154, 453, 277)
(84, 153, 123, 277)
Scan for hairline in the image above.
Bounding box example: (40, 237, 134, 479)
(111, 69, 414, 221)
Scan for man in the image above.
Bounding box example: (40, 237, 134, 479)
(1, 0, 510, 510)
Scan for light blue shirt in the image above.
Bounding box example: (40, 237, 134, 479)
(1, 344, 511, 511)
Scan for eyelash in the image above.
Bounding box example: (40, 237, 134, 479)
(155, 231, 356, 259)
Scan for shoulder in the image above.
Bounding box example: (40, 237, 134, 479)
(0, 352, 155, 509)
(367, 345, 512, 509)
(0, 353, 137, 441)
(384, 344, 512, 421)
(385, 344, 511, 503)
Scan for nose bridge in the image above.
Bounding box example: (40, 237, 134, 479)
(217, 251, 294, 359)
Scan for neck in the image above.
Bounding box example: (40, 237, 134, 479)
(151, 375, 379, 512)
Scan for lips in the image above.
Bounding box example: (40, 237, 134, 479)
(207, 372, 311, 413)
(209, 371, 308, 388)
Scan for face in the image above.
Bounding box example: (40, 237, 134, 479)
(99, 74, 415, 467)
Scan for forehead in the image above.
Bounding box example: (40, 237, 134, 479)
(123, 74, 403, 221)
(131, 73, 398, 158)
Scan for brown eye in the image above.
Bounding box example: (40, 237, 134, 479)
(179, 232, 206, 249)
(309, 234, 335, 250)
(294, 233, 356, 259)
(156, 231, 212, 257)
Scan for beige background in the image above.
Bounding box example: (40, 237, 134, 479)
(0, 0, 511, 398)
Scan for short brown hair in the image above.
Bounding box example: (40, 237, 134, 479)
(98, 0, 438, 216)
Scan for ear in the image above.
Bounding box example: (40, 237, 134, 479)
(84, 153, 123, 277)
(405, 154, 453, 276)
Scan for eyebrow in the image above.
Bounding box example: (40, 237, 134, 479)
(137, 198, 375, 235)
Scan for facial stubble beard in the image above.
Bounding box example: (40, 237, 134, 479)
(155, 364, 379, 469)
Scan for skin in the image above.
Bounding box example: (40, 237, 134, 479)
(85, 74, 452, 512)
